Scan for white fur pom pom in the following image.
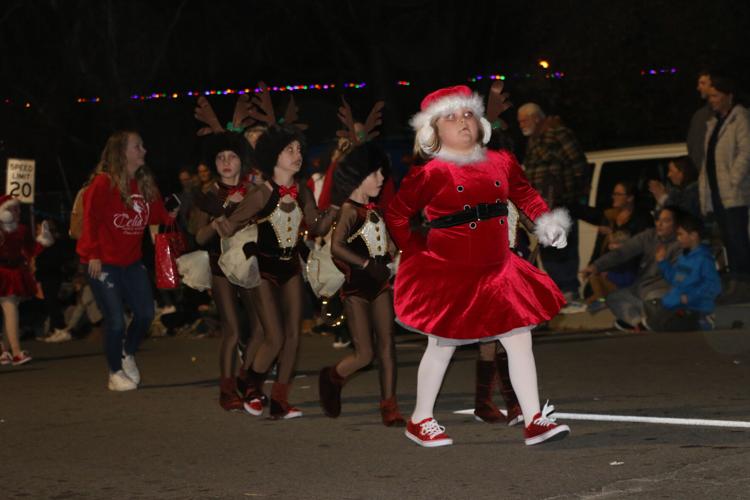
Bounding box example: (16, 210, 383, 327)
(534, 208, 572, 248)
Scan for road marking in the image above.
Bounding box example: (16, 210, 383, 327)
(453, 409, 750, 429)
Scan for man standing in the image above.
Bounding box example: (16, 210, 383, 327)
(687, 69, 714, 171)
(518, 103, 588, 302)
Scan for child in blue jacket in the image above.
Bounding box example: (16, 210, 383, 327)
(650, 213, 722, 331)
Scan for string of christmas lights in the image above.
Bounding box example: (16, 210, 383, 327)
(3, 67, 684, 107)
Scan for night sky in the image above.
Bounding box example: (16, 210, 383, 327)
(1, 0, 749, 214)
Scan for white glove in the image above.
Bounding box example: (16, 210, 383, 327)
(534, 208, 572, 249)
(37, 220, 55, 247)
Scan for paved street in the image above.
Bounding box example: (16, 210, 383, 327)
(2, 327, 749, 499)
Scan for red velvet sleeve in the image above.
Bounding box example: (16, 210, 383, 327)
(377, 177, 396, 214)
(505, 152, 550, 222)
(384, 166, 430, 255)
(316, 161, 338, 210)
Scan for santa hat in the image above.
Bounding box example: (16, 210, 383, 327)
(0, 194, 20, 223)
(410, 85, 492, 153)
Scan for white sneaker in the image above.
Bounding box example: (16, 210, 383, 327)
(121, 354, 141, 385)
(46, 329, 73, 343)
(108, 370, 137, 391)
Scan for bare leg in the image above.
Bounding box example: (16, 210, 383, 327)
(0, 296, 22, 356)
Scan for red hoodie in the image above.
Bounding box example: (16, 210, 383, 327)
(76, 173, 172, 266)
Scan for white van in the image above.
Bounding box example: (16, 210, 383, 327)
(578, 142, 688, 272)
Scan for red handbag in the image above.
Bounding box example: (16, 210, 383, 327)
(155, 225, 187, 289)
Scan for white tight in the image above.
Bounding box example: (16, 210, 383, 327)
(0, 296, 21, 356)
(411, 329, 541, 424)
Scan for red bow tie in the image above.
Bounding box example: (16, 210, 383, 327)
(227, 185, 247, 196)
(279, 184, 298, 199)
(364, 202, 377, 210)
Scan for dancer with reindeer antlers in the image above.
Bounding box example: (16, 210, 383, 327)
(213, 83, 338, 419)
(191, 93, 267, 411)
(316, 101, 406, 427)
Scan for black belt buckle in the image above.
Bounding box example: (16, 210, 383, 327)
(278, 247, 294, 261)
(474, 203, 490, 220)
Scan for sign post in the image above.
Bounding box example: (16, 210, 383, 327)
(5, 158, 36, 230)
(5, 158, 36, 204)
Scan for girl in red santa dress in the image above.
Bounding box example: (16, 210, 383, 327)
(0, 195, 54, 366)
(386, 85, 571, 447)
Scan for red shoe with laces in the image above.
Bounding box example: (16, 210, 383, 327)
(405, 417, 453, 447)
(524, 402, 570, 445)
(269, 382, 303, 420)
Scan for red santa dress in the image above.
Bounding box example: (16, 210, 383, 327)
(385, 148, 565, 344)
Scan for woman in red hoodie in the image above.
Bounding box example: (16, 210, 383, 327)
(77, 130, 176, 391)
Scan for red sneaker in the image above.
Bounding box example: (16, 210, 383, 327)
(11, 351, 32, 366)
(524, 402, 570, 446)
(405, 417, 453, 447)
(270, 399, 303, 420)
(243, 396, 264, 416)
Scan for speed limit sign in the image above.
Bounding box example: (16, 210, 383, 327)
(5, 158, 35, 203)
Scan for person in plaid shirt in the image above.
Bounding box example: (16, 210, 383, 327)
(518, 103, 589, 302)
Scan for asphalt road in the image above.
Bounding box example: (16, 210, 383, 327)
(2, 327, 749, 499)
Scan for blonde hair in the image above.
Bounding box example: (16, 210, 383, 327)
(412, 119, 441, 159)
(97, 130, 158, 205)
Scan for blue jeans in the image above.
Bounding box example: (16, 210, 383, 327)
(88, 261, 155, 372)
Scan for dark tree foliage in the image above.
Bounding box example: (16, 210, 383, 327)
(0, 0, 748, 217)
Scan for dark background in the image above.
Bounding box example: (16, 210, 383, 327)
(0, 0, 748, 219)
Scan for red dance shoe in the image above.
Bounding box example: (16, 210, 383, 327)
(505, 403, 524, 427)
(219, 378, 244, 412)
(524, 402, 570, 446)
(405, 417, 453, 447)
(379, 396, 406, 427)
(269, 382, 303, 420)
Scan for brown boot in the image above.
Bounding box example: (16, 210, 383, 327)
(474, 360, 503, 423)
(270, 382, 303, 420)
(496, 352, 523, 426)
(379, 396, 406, 427)
(319, 365, 346, 418)
(219, 377, 244, 412)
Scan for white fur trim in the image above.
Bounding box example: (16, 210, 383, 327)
(410, 93, 486, 134)
(433, 146, 487, 165)
(0, 209, 13, 224)
(534, 208, 572, 248)
(0, 197, 19, 223)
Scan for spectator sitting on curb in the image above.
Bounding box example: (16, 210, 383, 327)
(647, 213, 722, 331)
(580, 206, 684, 332)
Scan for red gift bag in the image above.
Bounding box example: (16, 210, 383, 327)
(155, 225, 188, 289)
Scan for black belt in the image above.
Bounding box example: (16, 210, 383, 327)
(427, 202, 508, 229)
(263, 246, 296, 261)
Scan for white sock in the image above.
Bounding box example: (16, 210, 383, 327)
(499, 329, 540, 424)
(411, 336, 455, 423)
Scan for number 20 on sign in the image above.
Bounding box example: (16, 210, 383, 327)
(5, 158, 36, 203)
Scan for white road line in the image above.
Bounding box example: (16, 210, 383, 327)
(453, 409, 750, 429)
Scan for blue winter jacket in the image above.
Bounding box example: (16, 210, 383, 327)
(657, 244, 722, 313)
